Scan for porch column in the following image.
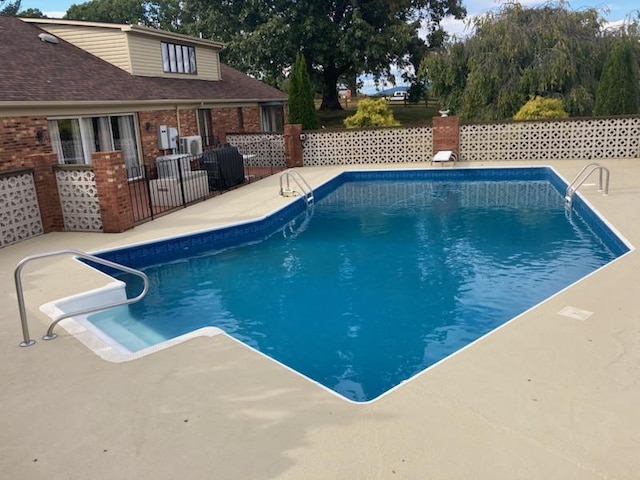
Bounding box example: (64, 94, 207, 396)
(432, 115, 460, 158)
(284, 124, 304, 168)
(23, 153, 64, 233)
(92, 151, 135, 233)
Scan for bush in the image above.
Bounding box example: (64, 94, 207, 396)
(343, 98, 400, 128)
(513, 96, 569, 120)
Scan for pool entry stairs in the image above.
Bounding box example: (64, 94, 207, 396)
(279, 170, 314, 207)
(279, 170, 315, 239)
(565, 162, 610, 208)
(14, 249, 149, 347)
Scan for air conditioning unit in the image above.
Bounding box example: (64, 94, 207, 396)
(179, 135, 203, 156)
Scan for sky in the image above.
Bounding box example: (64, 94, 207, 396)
(18, 0, 640, 93)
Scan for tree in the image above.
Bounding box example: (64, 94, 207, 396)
(18, 8, 46, 18)
(343, 98, 399, 128)
(421, 3, 610, 120)
(65, 0, 180, 29)
(594, 41, 640, 116)
(179, 0, 466, 110)
(0, 0, 45, 17)
(0, 0, 21, 15)
(288, 53, 319, 130)
(513, 96, 569, 120)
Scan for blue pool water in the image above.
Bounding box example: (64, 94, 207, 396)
(89, 168, 628, 402)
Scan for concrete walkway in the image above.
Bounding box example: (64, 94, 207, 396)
(1, 160, 639, 479)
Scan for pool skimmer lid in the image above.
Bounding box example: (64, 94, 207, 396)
(557, 306, 594, 321)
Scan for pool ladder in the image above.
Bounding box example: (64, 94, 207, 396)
(15, 249, 149, 347)
(565, 162, 610, 208)
(279, 170, 314, 207)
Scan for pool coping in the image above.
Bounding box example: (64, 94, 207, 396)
(37, 165, 634, 404)
(2, 159, 640, 479)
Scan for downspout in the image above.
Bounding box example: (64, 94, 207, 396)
(176, 104, 181, 136)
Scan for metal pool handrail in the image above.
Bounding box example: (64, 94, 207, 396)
(279, 170, 314, 206)
(565, 162, 610, 207)
(15, 249, 149, 347)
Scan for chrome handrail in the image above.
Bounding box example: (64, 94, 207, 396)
(565, 163, 610, 207)
(279, 170, 314, 206)
(15, 249, 149, 347)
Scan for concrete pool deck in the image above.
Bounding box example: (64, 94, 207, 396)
(1, 159, 639, 479)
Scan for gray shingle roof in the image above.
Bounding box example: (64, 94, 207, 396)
(0, 16, 287, 104)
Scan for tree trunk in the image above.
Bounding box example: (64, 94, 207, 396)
(319, 67, 343, 111)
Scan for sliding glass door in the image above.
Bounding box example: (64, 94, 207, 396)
(48, 114, 141, 172)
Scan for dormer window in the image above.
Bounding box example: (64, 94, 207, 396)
(161, 41, 197, 74)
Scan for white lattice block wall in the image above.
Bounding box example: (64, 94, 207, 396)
(0, 172, 44, 248)
(303, 127, 432, 166)
(55, 169, 102, 231)
(226, 133, 286, 167)
(461, 117, 640, 161)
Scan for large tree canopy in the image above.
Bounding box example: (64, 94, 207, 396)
(179, 0, 466, 109)
(65, 0, 181, 30)
(17, 0, 466, 111)
(420, 2, 625, 120)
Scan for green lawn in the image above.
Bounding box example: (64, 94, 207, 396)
(316, 98, 441, 129)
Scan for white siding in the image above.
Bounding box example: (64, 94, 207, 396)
(38, 25, 131, 72)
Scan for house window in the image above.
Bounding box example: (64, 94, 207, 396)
(197, 108, 215, 146)
(260, 104, 285, 132)
(161, 41, 197, 74)
(48, 114, 141, 174)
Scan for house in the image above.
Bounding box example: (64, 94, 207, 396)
(1, 16, 287, 173)
(0, 15, 288, 246)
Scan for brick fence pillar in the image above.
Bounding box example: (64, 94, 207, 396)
(92, 151, 135, 233)
(22, 153, 64, 233)
(283, 124, 304, 168)
(432, 115, 460, 157)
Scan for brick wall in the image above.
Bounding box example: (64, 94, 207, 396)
(137, 110, 179, 168)
(243, 106, 261, 132)
(0, 116, 53, 171)
(179, 109, 198, 136)
(212, 106, 262, 143)
(432, 115, 460, 156)
(92, 151, 134, 233)
(23, 153, 64, 233)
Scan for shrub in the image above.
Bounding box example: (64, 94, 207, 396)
(513, 96, 569, 120)
(343, 98, 400, 128)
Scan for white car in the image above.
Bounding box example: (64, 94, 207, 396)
(387, 91, 408, 101)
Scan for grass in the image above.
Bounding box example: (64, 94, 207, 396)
(316, 97, 442, 129)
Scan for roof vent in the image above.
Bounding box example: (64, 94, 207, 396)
(38, 32, 59, 44)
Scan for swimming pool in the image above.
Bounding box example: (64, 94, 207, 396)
(62, 168, 629, 402)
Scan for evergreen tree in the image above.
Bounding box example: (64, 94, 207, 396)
(288, 53, 319, 130)
(594, 41, 640, 116)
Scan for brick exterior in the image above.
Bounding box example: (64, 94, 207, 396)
(432, 115, 460, 156)
(212, 106, 262, 143)
(92, 151, 134, 233)
(24, 153, 64, 233)
(284, 124, 303, 168)
(137, 110, 179, 168)
(242, 106, 261, 132)
(0, 116, 53, 169)
(179, 109, 198, 137)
